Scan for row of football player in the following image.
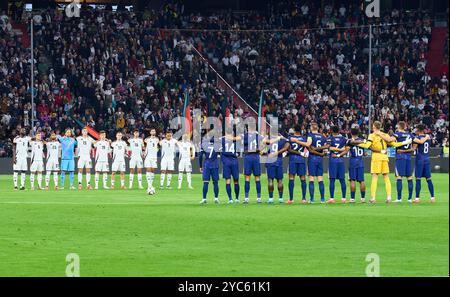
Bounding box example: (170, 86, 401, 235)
(12, 127, 195, 191)
(12, 121, 435, 205)
(194, 121, 434, 204)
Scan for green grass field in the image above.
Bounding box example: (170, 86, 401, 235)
(0, 173, 448, 277)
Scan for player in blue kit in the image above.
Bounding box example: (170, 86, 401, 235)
(287, 126, 309, 204)
(221, 133, 240, 204)
(327, 126, 348, 203)
(392, 121, 414, 203)
(339, 127, 366, 203)
(57, 128, 77, 190)
(411, 124, 435, 204)
(199, 136, 221, 204)
(264, 135, 289, 204)
(304, 123, 329, 203)
(227, 125, 264, 204)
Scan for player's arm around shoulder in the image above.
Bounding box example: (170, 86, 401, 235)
(355, 135, 373, 149)
(413, 134, 430, 144)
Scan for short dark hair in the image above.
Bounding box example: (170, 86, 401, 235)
(417, 124, 426, 132)
(332, 126, 339, 134)
(133, 129, 139, 133)
(294, 124, 302, 132)
(351, 128, 360, 136)
(100, 130, 106, 134)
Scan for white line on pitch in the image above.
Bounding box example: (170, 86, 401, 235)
(0, 201, 154, 205)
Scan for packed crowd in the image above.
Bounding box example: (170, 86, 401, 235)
(0, 1, 448, 157)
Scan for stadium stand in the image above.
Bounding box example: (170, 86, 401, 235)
(0, 1, 448, 157)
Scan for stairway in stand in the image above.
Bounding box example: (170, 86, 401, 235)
(10, 21, 30, 48)
(425, 27, 448, 78)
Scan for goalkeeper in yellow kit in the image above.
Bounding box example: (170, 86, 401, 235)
(355, 121, 412, 203)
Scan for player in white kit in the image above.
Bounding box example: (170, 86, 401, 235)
(128, 129, 144, 189)
(111, 131, 128, 189)
(12, 128, 31, 190)
(94, 131, 111, 189)
(144, 128, 159, 192)
(30, 133, 45, 190)
(76, 127, 94, 189)
(45, 133, 61, 190)
(177, 134, 195, 189)
(160, 130, 178, 189)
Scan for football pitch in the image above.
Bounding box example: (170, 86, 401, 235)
(0, 173, 448, 277)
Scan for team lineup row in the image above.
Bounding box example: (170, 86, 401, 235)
(12, 121, 435, 204)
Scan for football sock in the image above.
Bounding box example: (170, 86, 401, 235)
(37, 173, 42, 188)
(309, 181, 314, 201)
(129, 173, 134, 187)
(111, 176, 115, 187)
(288, 179, 294, 201)
(351, 191, 356, 199)
(178, 173, 183, 188)
(339, 178, 346, 198)
(86, 173, 91, 185)
(213, 181, 219, 198)
(53, 172, 58, 186)
(244, 181, 250, 198)
(102, 173, 108, 187)
(187, 172, 192, 187)
(146, 172, 152, 188)
(45, 172, 50, 187)
(78, 172, 83, 185)
(396, 179, 402, 200)
(166, 174, 172, 187)
(95, 173, 100, 188)
(137, 173, 143, 187)
(384, 175, 391, 198)
(255, 180, 261, 198)
(278, 183, 283, 199)
(407, 179, 413, 200)
(234, 183, 240, 200)
(69, 172, 74, 187)
(370, 175, 378, 199)
(21, 173, 26, 187)
(60, 172, 65, 188)
(361, 191, 366, 199)
(268, 190, 274, 199)
(329, 179, 335, 199)
(415, 179, 421, 198)
(226, 184, 232, 200)
(149, 172, 154, 187)
(301, 179, 307, 200)
(427, 179, 435, 197)
(13, 172, 18, 188)
(160, 173, 165, 187)
(30, 173, 35, 188)
(318, 181, 325, 201)
(202, 182, 209, 199)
